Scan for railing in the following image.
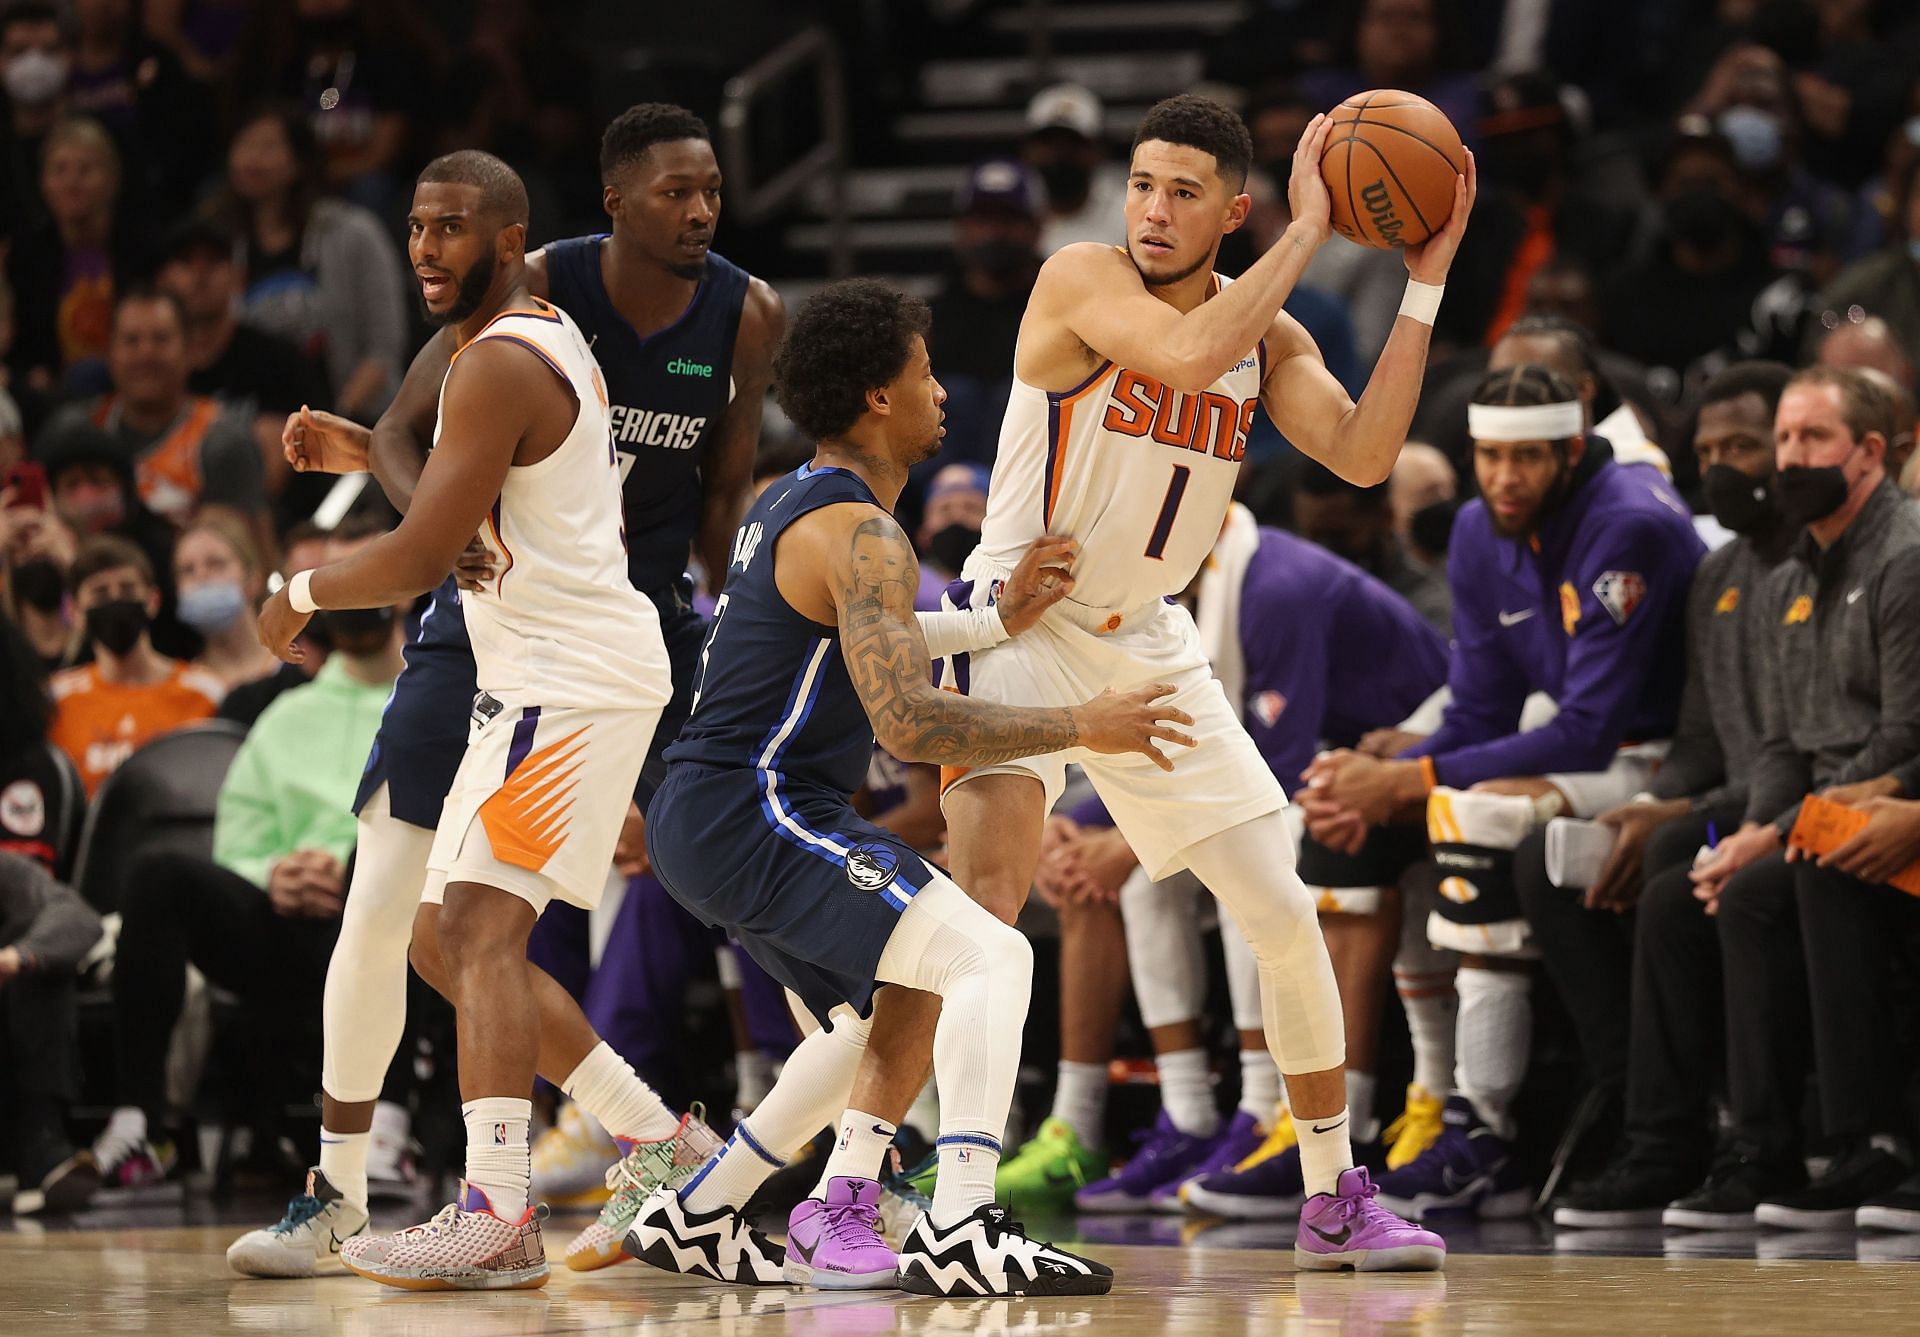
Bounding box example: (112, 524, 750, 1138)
(720, 26, 851, 277)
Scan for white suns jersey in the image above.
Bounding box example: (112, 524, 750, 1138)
(976, 275, 1266, 611)
(438, 299, 671, 711)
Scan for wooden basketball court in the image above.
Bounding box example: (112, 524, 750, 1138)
(6, 1215, 1918, 1335)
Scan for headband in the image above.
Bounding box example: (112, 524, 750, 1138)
(1467, 401, 1584, 442)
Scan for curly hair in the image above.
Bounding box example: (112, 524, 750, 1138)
(601, 103, 710, 182)
(773, 280, 932, 443)
(1132, 94, 1253, 189)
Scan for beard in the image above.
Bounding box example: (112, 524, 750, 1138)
(421, 247, 499, 327)
(1132, 242, 1214, 288)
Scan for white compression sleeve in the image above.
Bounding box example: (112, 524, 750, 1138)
(915, 605, 1008, 659)
(1118, 867, 1208, 1030)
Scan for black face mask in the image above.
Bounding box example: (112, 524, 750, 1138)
(320, 605, 397, 655)
(959, 239, 1036, 282)
(10, 557, 66, 612)
(85, 598, 149, 655)
(1701, 463, 1779, 535)
(927, 524, 980, 574)
(1034, 159, 1093, 209)
(1664, 183, 1743, 251)
(1409, 498, 1458, 556)
(1775, 463, 1853, 525)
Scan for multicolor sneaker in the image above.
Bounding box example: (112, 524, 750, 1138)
(1295, 1167, 1446, 1272)
(1180, 1110, 1303, 1219)
(1074, 1112, 1222, 1214)
(563, 1108, 724, 1271)
(784, 1176, 899, 1289)
(626, 1183, 786, 1284)
(531, 1101, 618, 1207)
(1372, 1095, 1530, 1220)
(226, 1168, 371, 1278)
(1384, 1084, 1447, 1171)
(1150, 1109, 1265, 1212)
(66, 1108, 180, 1207)
(878, 1146, 932, 1243)
(341, 1182, 549, 1291)
(994, 1118, 1106, 1212)
(898, 1203, 1113, 1296)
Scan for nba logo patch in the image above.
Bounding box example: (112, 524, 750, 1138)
(1250, 691, 1287, 728)
(494, 1122, 509, 1145)
(1592, 571, 1646, 626)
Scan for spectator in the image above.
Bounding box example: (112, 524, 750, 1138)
(65, 570, 404, 1204)
(216, 519, 330, 726)
(0, 612, 79, 875)
(210, 105, 409, 422)
(1819, 164, 1920, 373)
(36, 286, 267, 537)
(1289, 459, 1452, 636)
(913, 462, 989, 611)
(926, 161, 1043, 468)
(172, 515, 279, 697)
(1296, 0, 1480, 151)
(47, 535, 220, 797)
(1491, 314, 1670, 478)
(1, 851, 103, 1216)
(5, 117, 144, 396)
(1389, 441, 1458, 570)
(0, 482, 79, 668)
(141, 0, 253, 88)
(1023, 83, 1127, 255)
(65, 0, 207, 219)
(0, 2, 70, 230)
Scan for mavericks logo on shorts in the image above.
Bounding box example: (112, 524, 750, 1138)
(845, 843, 899, 892)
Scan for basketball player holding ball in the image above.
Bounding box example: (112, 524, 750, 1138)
(930, 93, 1472, 1271)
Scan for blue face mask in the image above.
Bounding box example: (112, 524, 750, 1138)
(177, 580, 249, 633)
(1718, 106, 1784, 173)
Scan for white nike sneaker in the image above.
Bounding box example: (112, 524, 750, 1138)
(897, 1204, 1113, 1297)
(227, 1168, 371, 1278)
(625, 1184, 786, 1285)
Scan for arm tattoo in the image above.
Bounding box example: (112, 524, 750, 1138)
(837, 514, 1080, 766)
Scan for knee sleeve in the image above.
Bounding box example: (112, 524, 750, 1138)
(1426, 788, 1542, 958)
(1454, 964, 1532, 1138)
(1119, 866, 1207, 1030)
(746, 1004, 871, 1156)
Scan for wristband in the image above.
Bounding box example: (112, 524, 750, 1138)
(916, 604, 1008, 659)
(288, 568, 320, 615)
(1398, 279, 1444, 327)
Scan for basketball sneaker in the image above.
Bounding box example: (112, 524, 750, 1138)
(878, 1145, 932, 1243)
(341, 1182, 549, 1290)
(563, 1108, 723, 1271)
(1663, 1147, 1805, 1230)
(1180, 1110, 1303, 1219)
(1384, 1084, 1447, 1170)
(897, 1203, 1113, 1296)
(1149, 1108, 1265, 1211)
(226, 1168, 371, 1278)
(1552, 1153, 1702, 1229)
(1755, 1141, 1909, 1230)
(625, 1183, 786, 1284)
(1371, 1095, 1530, 1220)
(1858, 1170, 1920, 1233)
(531, 1100, 618, 1207)
(65, 1108, 180, 1206)
(993, 1118, 1106, 1212)
(784, 1176, 899, 1289)
(1295, 1167, 1447, 1272)
(1074, 1112, 1222, 1214)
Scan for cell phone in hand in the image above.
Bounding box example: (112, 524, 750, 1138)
(3, 461, 48, 510)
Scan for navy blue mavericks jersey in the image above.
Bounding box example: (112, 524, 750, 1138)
(665, 465, 883, 798)
(543, 237, 749, 594)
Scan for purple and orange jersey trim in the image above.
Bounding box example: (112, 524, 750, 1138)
(1043, 361, 1115, 528)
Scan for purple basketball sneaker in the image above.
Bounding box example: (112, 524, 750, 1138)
(1148, 1109, 1265, 1212)
(1076, 1112, 1221, 1214)
(783, 1177, 899, 1289)
(1295, 1167, 1446, 1272)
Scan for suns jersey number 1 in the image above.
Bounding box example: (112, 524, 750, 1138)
(975, 275, 1265, 610)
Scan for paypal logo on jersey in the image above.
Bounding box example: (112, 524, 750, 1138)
(610, 404, 708, 450)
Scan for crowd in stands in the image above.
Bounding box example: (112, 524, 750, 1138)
(3, 0, 1920, 1246)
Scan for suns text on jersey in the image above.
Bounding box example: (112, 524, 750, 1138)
(1100, 369, 1257, 462)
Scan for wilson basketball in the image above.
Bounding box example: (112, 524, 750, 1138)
(1320, 90, 1464, 249)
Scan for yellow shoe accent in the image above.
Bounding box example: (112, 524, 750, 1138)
(1383, 1084, 1445, 1171)
(1227, 1108, 1296, 1174)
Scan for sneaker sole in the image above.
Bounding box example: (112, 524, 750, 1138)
(1293, 1244, 1447, 1273)
(782, 1259, 901, 1289)
(1663, 1207, 1756, 1230)
(1554, 1206, 1668, 1229)
(227, 1241, 339, 1279)
(1857, 1206, 1920, 1233)
(625, 1228, 786, 1285)
(897, 1261, 1114, 1297)
(1180, 1184, 1303, 1220)
(1755, 1203, 1860, 1231)
(341, 1257, 550, 1291)
(564, 1239, 628, 1271)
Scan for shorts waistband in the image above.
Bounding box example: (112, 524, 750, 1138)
(1049, 594, 1167, 635)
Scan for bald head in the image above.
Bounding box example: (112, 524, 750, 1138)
(1817, 316, 1916, 393)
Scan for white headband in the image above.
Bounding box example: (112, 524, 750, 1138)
(1467, 401, 1584, 442)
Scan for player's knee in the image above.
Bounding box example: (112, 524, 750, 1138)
(1229, 875, 1323, 964)
(987, 919, 1035, 997)
(407, 923, 450, 997)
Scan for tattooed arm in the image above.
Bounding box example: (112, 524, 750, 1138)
(778, 504, 1196, 771)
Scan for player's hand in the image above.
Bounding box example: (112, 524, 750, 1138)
(1071, 823, 1141, 904)
(1690, 821, 1778, 913)
(1586, 799, 1685, 912)
(614, 801, 651, 879)
(1821, 775, 1902, 808)
(1300, 749, 1417, 829)
(1819, 797, 1920, 886)
(1290, 113, 1335, 244)
(996, 537, 1078, 637)
(1403, 148, 1476, 286)
(283, 404, 371, 475)
(268, 851, 337, 917)
(1032, 815, 1086, 909)
(1072, 684, 1197, 773)
(455, 535, 498, 592)
(258, 585, 312, 664)
(1358, 727, 1426, 759)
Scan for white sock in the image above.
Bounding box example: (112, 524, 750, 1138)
(1454, 966, 1531, 1141)
(932, 1131, 1001, 1227)
(1345, 1070, 1380, 1143)
(1237, 1049, 1280, 1120)
(463, 1097, 532, 1221)
(1156, 1048, 1218, 1137)
(681, 1121, 786, 1214)
(815, 1109, 895, 1194)
(319, 1126, 370, 1208)
(1397, 972, 1459, 1098)
(1050, 1060, 1108, 1148)
(561, 1041, 680, 1144)
(1296, 1105, 1356, 1198)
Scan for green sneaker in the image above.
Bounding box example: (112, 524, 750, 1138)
(994, 1118, 1108, 1210)
(561, 1107, 723, 1271)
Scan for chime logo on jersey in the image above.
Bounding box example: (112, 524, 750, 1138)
(1592, 570, 1646, 626)
(846, 843, 899, 892)
(609, 404, 708, 450)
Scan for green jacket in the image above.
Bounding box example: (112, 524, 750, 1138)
(213, 656, 393, 888)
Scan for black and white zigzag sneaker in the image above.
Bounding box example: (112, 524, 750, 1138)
(897, 1204, 1113, 1297)
(624, 1185, 786, 1285)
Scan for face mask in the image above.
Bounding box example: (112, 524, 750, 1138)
(1775, 462, 1853, 525)
(1701, 462, 1778, 535)
(1034, 159, 1093, 209)
(1718, 106, 1784, 173)
(85, 597, 149, 655)
(64, 488, 127, 534)
(1664, 183, 1743, 251)
(927, 523, 980, 574)
(319, 604, 396, 654)
(3, 48, 68, 106)
(9, 557, 65, 612)
(958, 238, 1035, 281)
(176, 580, 248, 633)
(1409, 498, 1457, 556)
